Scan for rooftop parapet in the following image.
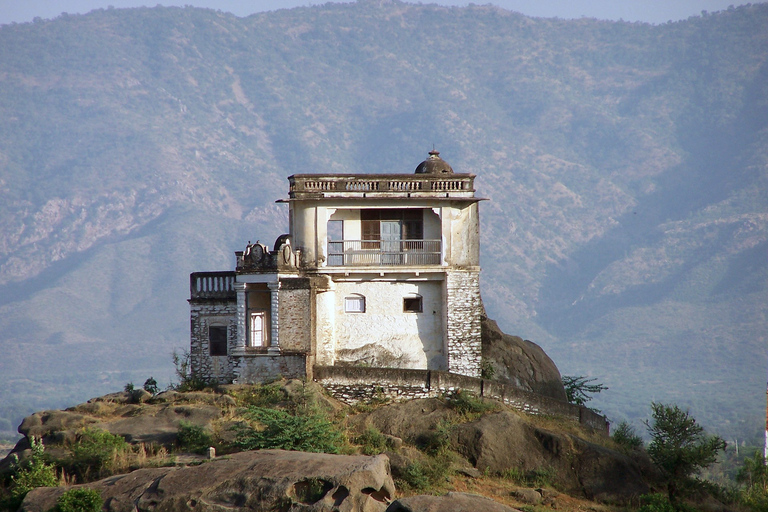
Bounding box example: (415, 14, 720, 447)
(287, 174, 476, 200)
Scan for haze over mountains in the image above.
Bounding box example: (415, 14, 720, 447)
(0, 1, 766, 442)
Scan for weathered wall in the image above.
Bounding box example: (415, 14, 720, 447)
(277, 278, 312, 352)
(445, 270, 482, 378)
(190, 300, 237, 384)
(332, 280, 445, 370)
(314, 365, 609, 433)
(232, 354, 307, 384)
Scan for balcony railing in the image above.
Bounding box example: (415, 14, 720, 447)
(288, 174, 475, 199)
(190, 271, 236, 300)
(327, 240, 441, 267)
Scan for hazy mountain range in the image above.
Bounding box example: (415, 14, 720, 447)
(0, 0, 766, 442)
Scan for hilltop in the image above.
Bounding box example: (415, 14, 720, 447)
(0, 1, 766, 442)
(3, 380, 657, 511)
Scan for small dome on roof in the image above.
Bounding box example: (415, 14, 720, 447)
(414, 149, 454, 174)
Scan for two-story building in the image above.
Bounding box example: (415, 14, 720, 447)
(189, 150, 485, 384)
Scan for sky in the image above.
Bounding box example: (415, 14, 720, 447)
(0, 0, 764, 26)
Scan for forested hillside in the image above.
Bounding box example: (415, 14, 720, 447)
(0, 1, 765, 442)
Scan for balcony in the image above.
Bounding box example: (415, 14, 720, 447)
(190, 271, 236, 300)
(288, 174, 476, 200)
(327, 239, 441, 267)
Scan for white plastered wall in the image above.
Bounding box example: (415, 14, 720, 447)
(331, 280, 445, 370)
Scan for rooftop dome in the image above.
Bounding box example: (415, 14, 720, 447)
(414, 149, 454, 174)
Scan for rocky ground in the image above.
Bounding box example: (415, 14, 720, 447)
(0, 378, 663, 512)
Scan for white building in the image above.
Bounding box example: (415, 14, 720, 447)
(189, 151, 485, 384)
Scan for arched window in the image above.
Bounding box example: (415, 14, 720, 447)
(344, 294, 366, 313)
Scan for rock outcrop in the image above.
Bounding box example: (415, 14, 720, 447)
(21, 450, 395, 512)
(482, 316, 567, 402)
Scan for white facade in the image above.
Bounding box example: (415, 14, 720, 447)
(189, 151, 485, 384)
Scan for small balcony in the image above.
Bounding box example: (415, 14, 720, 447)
(327, 239, 441, 267)
(190, 271, 236, 300)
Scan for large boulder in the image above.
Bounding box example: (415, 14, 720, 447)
(386, 492, 518, 512)
(21, 449, 395, 512)
(452, 411, 649, 503)
(481, 316, 567, 402)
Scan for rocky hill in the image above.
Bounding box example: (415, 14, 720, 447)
(0, 1, 766, 442)
(4, 380, 657, 512)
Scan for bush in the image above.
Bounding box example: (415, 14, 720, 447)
(417, 420, 453, 456)
(68, 428, 129, 480)
(612, 421, 643, 451)
(8, 437, 58, 501)
(231, 384, 286, 407)
(143, 377, 159, 396)
(354, 426, 388, 455)
(638, 493, 677, 512)
(233, 407, 345, 454)
(446, 390, 498, 417)
(176, 421, 213, 454)
(396, 455, 452, 491)
(500, 466, 556, 488)
(56, 488, 102, 512)
(562, 375, 607, 411)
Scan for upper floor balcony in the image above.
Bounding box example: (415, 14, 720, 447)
(288, 174, 476, 200)
(190, 271, 236, 301)
(327, 239, 441, 267)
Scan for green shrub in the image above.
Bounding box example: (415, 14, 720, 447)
(354, 426, 388, 455)
(231, 384, 286, 407)
(396, 454, 452, 491)
(500, 466, 555, 488)
(417, 420, 453, 455)
(446, 390, 498, 417)
(68, 428, 129, 480)
(638, 493, 676, 512)
(143, 377, 159, 396)
(176, 421, 213, 454)
(612, 421, 643, 450)
(56, 488, 102, 512)
(233, 407, 344, 454)
(123, 382, 134, 393)
(8, 437, 58, 501)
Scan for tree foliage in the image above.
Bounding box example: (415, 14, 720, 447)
(645, 402, 726, 504)
(562, 375, 608, 409)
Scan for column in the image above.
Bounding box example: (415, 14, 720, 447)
(268, 281, 280, 353)
(233, 281, 247, 355)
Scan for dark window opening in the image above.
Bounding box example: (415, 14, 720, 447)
(209, 326, 228, 356)
(403, 296, 423, 313)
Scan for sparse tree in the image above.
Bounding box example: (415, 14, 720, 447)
(562, 375, 608, 410)
(645, 402, 726, 506)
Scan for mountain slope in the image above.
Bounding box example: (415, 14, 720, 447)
(0, 1, 765, 440)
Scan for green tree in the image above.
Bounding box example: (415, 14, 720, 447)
(645, 402, 726, 506)
(8, 437, 58, 503)
(562, 375, 608, 410)
(737, 450, 768, 511)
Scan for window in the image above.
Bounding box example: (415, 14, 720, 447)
(249, 311, 268, 347)
(403, 295, 423, 313)
(209, 326, 228, 356)
(344, 295, 366, 313)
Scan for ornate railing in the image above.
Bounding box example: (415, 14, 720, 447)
(190, 271, 236, 300)
(327, 239, 441, 266)
(289, 174, 475, 198)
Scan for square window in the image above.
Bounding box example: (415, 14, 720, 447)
(209, 326, 228, 356)
(345, 296, 365, 313)
(403, 296, 423, 313)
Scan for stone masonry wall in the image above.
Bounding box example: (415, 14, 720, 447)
(233, 354, 307, 384)
(190, 300, 237, 384)
(314, 365, 609, 434)
(445, 270, 482, 378)
(278, 279, 312, 353)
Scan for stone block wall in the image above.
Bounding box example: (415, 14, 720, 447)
(278, 278, 312, 352)
(445, 270, 482, 378)
(190, 300, 238, 384)
(314, 365, 609, 434)
(233, 353, 307, 384)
